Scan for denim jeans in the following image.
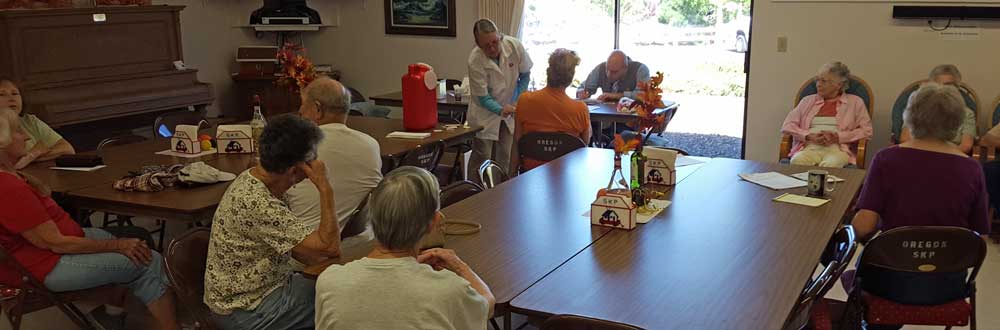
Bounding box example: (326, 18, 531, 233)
(43, 228, 169, 305)
(212, 273, 316, 330)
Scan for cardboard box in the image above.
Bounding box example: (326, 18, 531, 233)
(171, 125, 201, 154)
(591, 193, 636, 230)
(644, 147, 678, 186)
(217, 125, 254, 154)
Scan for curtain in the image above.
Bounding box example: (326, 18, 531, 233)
(478, 0, 526, 38)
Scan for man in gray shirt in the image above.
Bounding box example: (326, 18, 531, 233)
(576, 50, 651, 102)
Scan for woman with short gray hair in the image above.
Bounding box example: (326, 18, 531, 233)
(315, 166, 495, 329)
(899, 64, 976, 154)
(851, 83, 988, 312)
(509, 48, 592, 172)
(781, 61, 872, 167)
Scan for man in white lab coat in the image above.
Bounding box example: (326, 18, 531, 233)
(467, 18, 532, 181)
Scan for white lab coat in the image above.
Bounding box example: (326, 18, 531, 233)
(467, 36, 533, 141)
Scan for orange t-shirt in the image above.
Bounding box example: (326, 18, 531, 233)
(515, 87, 591, 170)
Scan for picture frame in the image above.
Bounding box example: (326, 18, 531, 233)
(384, 0, 456, 37)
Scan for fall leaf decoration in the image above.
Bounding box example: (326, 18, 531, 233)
(276, 43, 317, 92)
(613, 134, 641, 155)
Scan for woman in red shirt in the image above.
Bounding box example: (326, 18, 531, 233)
(0, 108, 178, 329)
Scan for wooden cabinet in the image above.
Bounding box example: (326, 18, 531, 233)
(230, 75, 301, 120)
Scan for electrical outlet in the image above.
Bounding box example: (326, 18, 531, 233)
(777, 37, 788, 53)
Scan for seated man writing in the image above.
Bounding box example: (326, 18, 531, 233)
(576, 50, 650, 102)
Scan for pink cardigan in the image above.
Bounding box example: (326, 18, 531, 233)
(781, 93, 873, 164)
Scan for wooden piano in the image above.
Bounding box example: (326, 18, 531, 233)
(0, 5, 214, 150)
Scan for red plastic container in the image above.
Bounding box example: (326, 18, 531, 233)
(402, 64, 439, 131)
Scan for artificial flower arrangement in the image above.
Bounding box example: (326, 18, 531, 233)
(276, 42, 317, 93)
(616, 71, 668, 148)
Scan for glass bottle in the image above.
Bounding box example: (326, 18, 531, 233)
(630, 145, 647, 207)
(606, 153, 632, 203)
(250, 94, 266, 153)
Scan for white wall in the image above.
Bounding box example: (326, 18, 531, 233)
(157, 0, 477, 117)
(746, 1, 1000, 165)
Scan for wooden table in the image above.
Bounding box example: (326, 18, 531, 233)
(50, 117, 480, 223)
(303, 148, 708, 328)
(587, 99, 679, 125)
(509, 159, 865, 329)
(370, 91, 469, 124)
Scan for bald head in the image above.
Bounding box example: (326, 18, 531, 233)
(606, 50, 629, 81)
(303, 77, 350, 115)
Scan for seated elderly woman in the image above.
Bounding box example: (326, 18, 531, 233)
(781, 62, 872, 168)
(204, 114, 341, 330)
(851, 83, 989, 315)
(0, 78, 75, 169)
(315, 166, 495, 329)
(0, 108, 177, 329)
(510, 48, 592, 172)
(898, 65, 977, 154)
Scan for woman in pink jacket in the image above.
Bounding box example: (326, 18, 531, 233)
(781, 62, 873, 168)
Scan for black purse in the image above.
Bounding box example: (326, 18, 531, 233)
(54, 154, 103, 168)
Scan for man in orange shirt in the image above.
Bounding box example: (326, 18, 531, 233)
(510, 48, 592, 173)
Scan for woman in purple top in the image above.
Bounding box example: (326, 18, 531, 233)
(851, 83, 989, 312)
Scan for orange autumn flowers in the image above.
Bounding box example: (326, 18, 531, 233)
(276, 43, 317, 92)
(613, 72, 668, 155)
(613, 134, 641, 154)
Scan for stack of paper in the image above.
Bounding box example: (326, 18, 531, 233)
(738, 172, 807, 190)
(774, 193, 830, 207)
(386, 132, 431, 139)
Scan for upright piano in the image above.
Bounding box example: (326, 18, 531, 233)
(0, 5, 214, 150)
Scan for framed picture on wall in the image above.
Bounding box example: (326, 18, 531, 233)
(384, 0, 456, 37)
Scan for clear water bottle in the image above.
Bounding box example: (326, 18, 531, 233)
(250, 94, 266, 153)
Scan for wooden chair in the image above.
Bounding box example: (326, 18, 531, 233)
(478, 160, 508, 189)
(541, 314, 644, 330)
(153, 110, 208, 138)
(782, 225, 857, 330)
(440, 180, 483, 208)
(0, 244, 127, 330)
(516, 132, 587, 173)
(163, 227, 216, 330)
(778, 75, 874, 169)
(843, 226, 986, 330)
(975, 94, 1000, 162)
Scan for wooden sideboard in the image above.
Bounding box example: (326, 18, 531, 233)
(231, 74, 300, 120)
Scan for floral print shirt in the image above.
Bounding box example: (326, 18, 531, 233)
(204, 170, 311, 314)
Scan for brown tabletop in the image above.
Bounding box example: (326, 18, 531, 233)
(346, 116, 481, 159)
(60, 117, 480, 222)
(303, 149, 708, 309)
(369, 91, 470, 114)
(21, 138, 218, 194)
(510, 159, 866, 329)
(587, 99, 679, 125)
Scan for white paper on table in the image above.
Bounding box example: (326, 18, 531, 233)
(773, 193, 830, 207)
(789, 172, 846, 183)
(675, 156, 705, 167)
(587, 105, 601, 111)
(738, 172, 807, 190)
(386, 132, 431, 139)
(636, 200, 672, 223)
(155, 149, 216, 158)
(49, 165, 107, 172)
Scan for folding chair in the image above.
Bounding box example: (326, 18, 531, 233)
(163, 227, 216, 329)
(516, 132, 586, 173)
(781, 225, 857, 330)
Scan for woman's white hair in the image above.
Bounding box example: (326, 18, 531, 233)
(0, 108, 17, 148)
(904, 82, 965, 142)
(820, 61, 851, 92)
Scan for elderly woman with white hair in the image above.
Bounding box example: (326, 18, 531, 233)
(510, 48, 592, 172)
(781, 62, 873, 167)
(898, 64, 977, 154)
(315, 166, 495, 329)
(0, 108, 178, 329)
(849, 83, 989, 320)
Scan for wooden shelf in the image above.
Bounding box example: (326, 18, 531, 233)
(236, 24, 331, 32)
